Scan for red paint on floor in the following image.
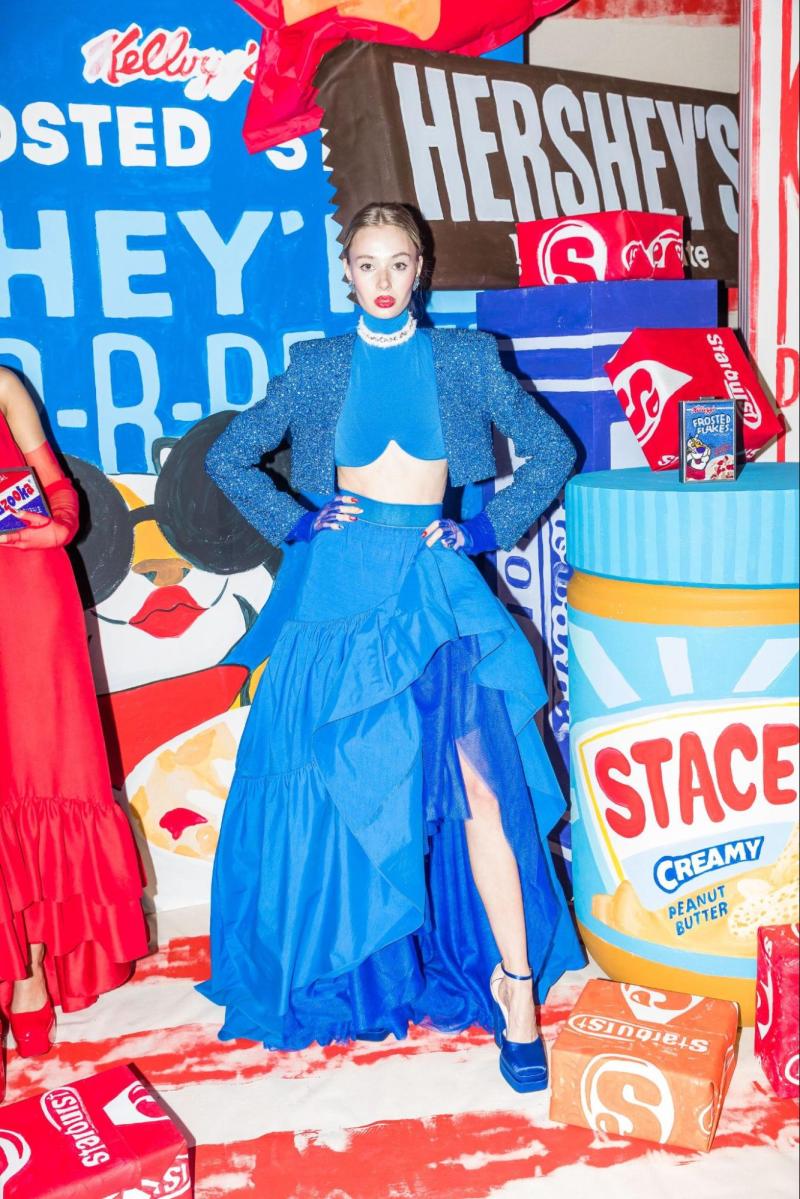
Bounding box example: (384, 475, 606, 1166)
(132, 935, 211, 984)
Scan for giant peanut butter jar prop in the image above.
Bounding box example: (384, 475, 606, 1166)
(566, 465, 799, 1024)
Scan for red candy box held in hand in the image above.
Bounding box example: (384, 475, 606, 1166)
(0, 467, 49, 533)
(0, 1066, 192, 1198)
(755, 923, 800, 1098)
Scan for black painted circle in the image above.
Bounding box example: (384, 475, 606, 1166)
(65, 454, 134, 608)
(156, 412, 283, 577)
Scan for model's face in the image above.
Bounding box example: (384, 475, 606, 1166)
(343, 224, 421, 319)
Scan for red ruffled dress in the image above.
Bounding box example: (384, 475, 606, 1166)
(0, 415, 149, 1011)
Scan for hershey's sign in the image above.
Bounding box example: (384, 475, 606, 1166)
(316, 41, 738, 288)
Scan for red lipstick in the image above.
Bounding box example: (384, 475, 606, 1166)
(375, 295, 396, 309)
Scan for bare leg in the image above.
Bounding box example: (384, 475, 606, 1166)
(11, 943, 48, 1013)
(458, 747, 538, 1042)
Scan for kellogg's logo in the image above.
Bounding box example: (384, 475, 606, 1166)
(0, 1130, 31, 1194)
(580, 1054, 676, 1143)
(104, 1081, 170, 1127)
(81, 25, 259, 102)
(536, 219, 609, 285)
(41, 1087, 111, 1170)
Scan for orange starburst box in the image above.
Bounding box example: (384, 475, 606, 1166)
(549, 979, 739, 1152)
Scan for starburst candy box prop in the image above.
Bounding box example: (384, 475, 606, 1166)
(517, 211, 685, 288)
(549, 978, 739, 1152)
(0, 1066, 192, 1198)
(605, 328, 782, 471)
(755, 923, 800, 1097)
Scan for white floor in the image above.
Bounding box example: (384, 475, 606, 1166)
(4, 904, 798, 1199)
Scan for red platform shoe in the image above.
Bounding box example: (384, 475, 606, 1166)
(8, 1000, 55, 1058)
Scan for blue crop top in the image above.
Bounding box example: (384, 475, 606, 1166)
(334, 307, 446, 467)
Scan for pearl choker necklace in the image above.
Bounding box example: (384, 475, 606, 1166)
(357, 311, 417, 348)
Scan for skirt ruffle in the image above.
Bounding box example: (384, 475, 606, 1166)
(0, 795, 149, 1012)
(198, 517, 584, 1048)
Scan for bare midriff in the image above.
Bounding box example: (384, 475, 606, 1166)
(337, 440, 448, 505)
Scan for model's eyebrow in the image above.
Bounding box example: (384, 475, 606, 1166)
(354, 252, 413, 261)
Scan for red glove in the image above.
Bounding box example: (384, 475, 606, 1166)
(0, 441, 79, 550)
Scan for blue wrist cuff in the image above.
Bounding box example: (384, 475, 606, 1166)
(461, 510, 499, 555)
(285, 509, 316, 544)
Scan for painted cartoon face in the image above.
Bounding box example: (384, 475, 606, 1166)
(687, 438, 711, 471)
(83, 473, 271, 691)
(67, 413, 284, 691)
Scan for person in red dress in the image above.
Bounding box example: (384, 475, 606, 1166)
(0, 367, 149, 1063)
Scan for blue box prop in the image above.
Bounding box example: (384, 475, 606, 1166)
(476, 281, 720, 800)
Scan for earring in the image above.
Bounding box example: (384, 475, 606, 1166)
(412, 277, 420, 291)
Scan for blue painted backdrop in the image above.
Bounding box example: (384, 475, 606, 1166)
(1, 3, 519, 475)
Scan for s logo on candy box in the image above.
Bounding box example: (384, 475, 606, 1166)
(619, 984, 703, 1025)
(611, 360, 693, 447)
(576, 698, 800, 957)
(580, 1055, 675, 1144)
(536, 219, 609, 285)
(0, 1130, 31, 1193)
(104, 1081, 170, 1127)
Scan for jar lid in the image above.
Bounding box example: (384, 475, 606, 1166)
(566, 464, 799, 587)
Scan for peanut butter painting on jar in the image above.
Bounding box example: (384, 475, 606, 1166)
(566, 466, 800, 1024)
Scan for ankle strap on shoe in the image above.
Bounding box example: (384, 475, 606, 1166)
(502, 965, 533, 981)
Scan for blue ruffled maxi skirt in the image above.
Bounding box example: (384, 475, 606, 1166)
(197, 495, 584, 1049)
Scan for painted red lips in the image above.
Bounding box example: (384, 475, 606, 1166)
(130, 586, 205, 638)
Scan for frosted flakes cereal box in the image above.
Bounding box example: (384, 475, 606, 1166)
(679, 398, 739, 482)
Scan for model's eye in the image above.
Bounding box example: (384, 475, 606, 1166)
(359, 263, 373, 272)
(393, 262, 408, 271)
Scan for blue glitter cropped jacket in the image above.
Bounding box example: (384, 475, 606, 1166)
(205, 326, 576, 551)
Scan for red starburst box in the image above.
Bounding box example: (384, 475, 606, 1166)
(604, 327, 783, 470)
(0, 1065, 192, 1198)
(549, 978, 739, 1152)
(517, 211, 685, 288)
(755, 923, 800, 1098)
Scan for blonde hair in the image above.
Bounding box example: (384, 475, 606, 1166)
(340, 202, 424, 260)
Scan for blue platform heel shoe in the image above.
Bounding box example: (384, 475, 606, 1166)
(489, 963, 548, 1094)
